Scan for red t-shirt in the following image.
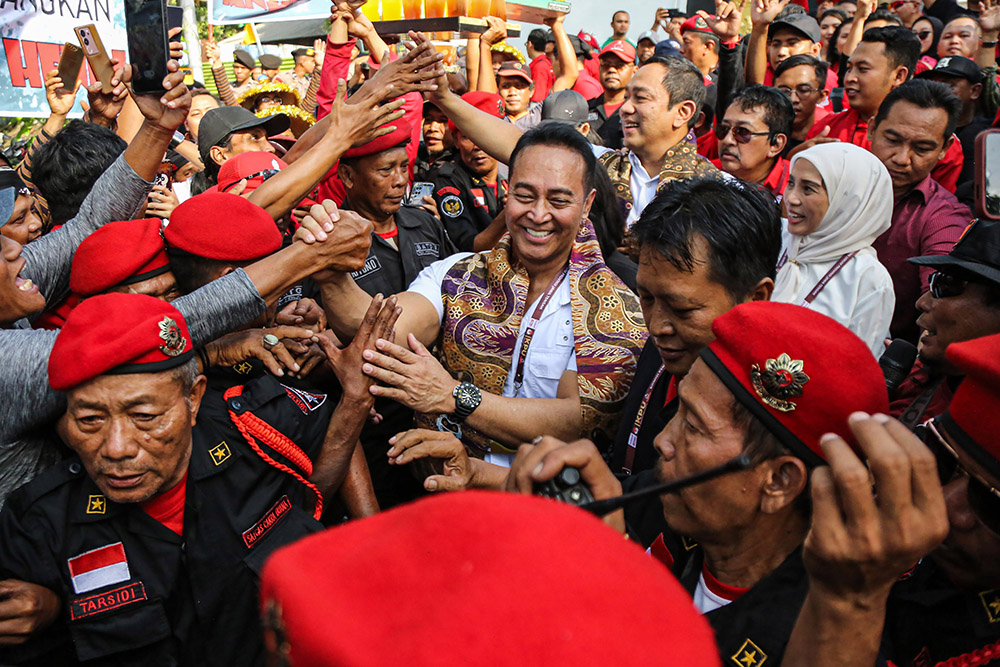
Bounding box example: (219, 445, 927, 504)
(808, 108, 964, 193)
(141, 472, 188, 535)
(529, 54, 555, 103)
(711, 156, 790, 198)
(573, 69, 604, 100)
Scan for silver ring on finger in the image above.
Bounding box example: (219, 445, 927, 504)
(263, 333, 280, 350)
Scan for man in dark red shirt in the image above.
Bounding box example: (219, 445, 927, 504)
(712, 85, 792, 199)
(806, 26, 964, 191)
(868, 79, 972, 347)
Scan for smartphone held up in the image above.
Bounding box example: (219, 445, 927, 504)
(124, 0, 171, 95)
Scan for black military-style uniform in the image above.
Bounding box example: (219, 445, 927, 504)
(430, 161, 507, 252)
(414, 144, 456, 183)
(348, 204, 456, 297)
(587, 96, 624, 150)
(0, 373, 334, 666)
(607, 339, 677, 475)
(884, 558, 1000, 666)
(623, 473, 810, 667)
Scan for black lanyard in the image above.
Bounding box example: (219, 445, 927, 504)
(622, 365, 666, 475)
(512, 269, 568, 397)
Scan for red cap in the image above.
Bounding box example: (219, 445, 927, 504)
(943, 333, 1000, 479)
(217, 151, 288, 194)
(577, 31, 600, 50)
(164, 192, 282, 261)
(342, 118, 413, 159)
(496, 60, 533, 84)
(49, 293, 193, 391)
(260, 491, 720, 666)
(450, 91, 505, 133)
(682, 15, 715, 34)
(598, 39, 637, 63)
(70, 218, 170, 296)
(702, 302, 889, 466)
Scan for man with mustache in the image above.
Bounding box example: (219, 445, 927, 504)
(712, 85, 793, 198)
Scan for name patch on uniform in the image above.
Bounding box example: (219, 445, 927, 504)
(440, 195, 463, 218)
(68, 542, 131, 594)
(282, 385, 327, 414)
(436, 186, 461, 197)
(70, 582, 147, 620)
(351, 255, 382, 280)
(243, 495, 292, 549)
(414, 241, 440, 257)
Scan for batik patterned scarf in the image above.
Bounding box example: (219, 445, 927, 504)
(427, 218, 647, 455)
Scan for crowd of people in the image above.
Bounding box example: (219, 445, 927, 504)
(0, 0, 999, 662)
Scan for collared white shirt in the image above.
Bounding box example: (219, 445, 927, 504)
(592, 146, 660, 228)
(407, 253, 577, 467)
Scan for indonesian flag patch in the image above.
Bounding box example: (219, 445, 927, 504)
(68, 542, 131, 594)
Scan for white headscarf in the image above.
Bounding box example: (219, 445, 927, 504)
(773, 142, 893, 301)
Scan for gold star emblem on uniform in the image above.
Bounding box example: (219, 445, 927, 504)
(751, 353, 810, 412)
(233, 361, 253, 375)
(157, 316, 186, 357)
(731, 638, 767, 666)
(86, 494, 106, 514)
(681, 535, 699, 551)
(979, 589, 1000, 623)
(210, 442, 231, 465)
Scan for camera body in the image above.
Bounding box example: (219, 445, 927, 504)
(533, 467, 595, 507)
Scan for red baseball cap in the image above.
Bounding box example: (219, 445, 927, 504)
(599, 39, 637, 64)
(342, 118, 413, 159)
(260, 491, 721, 666)
(577, 31, 600, 50)
(70, 218, 170, 296)
(49, 293, 193, 391)
(702, 302, 889, 466)
(164, 192, 282, 262)
(941, 333, 1000, 480)
(496, 60, 533, 84)
(217, 151, 288, 194)
(450, 91, 505, 132)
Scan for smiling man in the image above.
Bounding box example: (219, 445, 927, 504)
(712, 85, 793, 198)
(312, 123, 646, 467)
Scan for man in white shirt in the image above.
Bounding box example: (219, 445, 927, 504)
(306, 124, 646, 469)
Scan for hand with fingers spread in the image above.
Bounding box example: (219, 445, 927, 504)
(44, 69, 79, 117)
(319, 293, 401, 403)
(205, 326, 320, 378)
(362, 332, 459, 413)
(405, 31, 454, 104)
(328, 79, 406, 149)
(350, 36, 445, 106)
(386, 428, 476, 491)
(751, 0, 790, 27)
(699, 0, 748, 42)
(0, 580, 60, 645)
(980, 0, 1000, 35)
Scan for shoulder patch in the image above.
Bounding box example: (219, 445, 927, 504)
(281, 385, 328, 414)
(436, 186, 461, 197)
(441, 194, 464, 218)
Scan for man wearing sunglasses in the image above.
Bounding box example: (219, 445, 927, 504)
(889, 219, 1000, 423)
(889, 0, 923, 29)
(712, 85, 793, 198)
(780, 333, 1000, 666)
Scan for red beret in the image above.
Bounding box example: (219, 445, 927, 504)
(164, 192, 282, 261)
(217, 151, 288, 194)
(942, 333, 1000, 479)
(260, 491, 720, 667)
(49, 293, 193, 391)
(701, 302, 889, 465)
(342, 118, 412, 159)
(70, 218, 170, 296)
(682, 15, 715, 34)
(450, 91, 505, 133)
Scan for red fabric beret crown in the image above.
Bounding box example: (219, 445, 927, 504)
(449, 91, 506, 133)
(942, 333, 1000, 478)
(163, 192, 282, 261)
(701, 302, 889, 465)
(49, 293, 193, 391)
(342, 118, 413, 159)
(260, 491, 721, 667)
(70, 218, 170, 296)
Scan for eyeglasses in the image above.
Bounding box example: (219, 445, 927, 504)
(919, 419, 1000, 536)
(221, 168, 280, 192)
(714, 123, 772, 144)
(891, 0, 915, 8)
(913, 29, 933, 39)
(928, 271, 968, 299)
(776, 84, 822, 98)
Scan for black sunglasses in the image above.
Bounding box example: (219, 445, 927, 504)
(715, 123, 772, 144)
(221, 168, 281, 192)
(914, 29, 933, 39)
(919, 419, 1000, 535)
(928, 270, 968, 299)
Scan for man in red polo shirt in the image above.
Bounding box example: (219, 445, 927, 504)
(713, 85, 793, 199)
(804, 26, 964, 192)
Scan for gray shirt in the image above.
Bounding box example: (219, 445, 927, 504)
(0, 155, 266, 506)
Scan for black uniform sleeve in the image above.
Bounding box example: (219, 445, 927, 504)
(716, 40, 746, 125)
(431, 176, 479, 252)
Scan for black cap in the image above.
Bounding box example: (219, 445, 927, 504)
(769, 13, 822, 43)
(259, 54, 282, 70)
(566, 34, 590, 58)
(540, 90, 589, 124)
(197, 106, 290, 163)
(909, 219, 1000, 287)
(291, 47, 316, 59)
(917, 55, 984, 84)
(234, 49, 255, 69)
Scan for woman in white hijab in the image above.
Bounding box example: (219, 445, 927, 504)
(775, 142, 895, 358)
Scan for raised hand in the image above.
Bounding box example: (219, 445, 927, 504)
(85, 63, 127, 128)
(481, 16, 508, 45)
(44, 69, 78, 117)
(355, 33, 445, 105)
(319, 293, 400, 402)
(327, 79, 406, 148)
(699, 0, 748, 41)
(980, 0, 1000, 34)
(751, 0, 790, 27)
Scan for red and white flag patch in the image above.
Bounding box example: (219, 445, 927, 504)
(68, 542, 131, 594)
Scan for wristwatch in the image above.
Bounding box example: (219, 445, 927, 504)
(452, 382, 482, 422)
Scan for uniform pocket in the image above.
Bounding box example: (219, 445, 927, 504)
(69, 591, 171, 662)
